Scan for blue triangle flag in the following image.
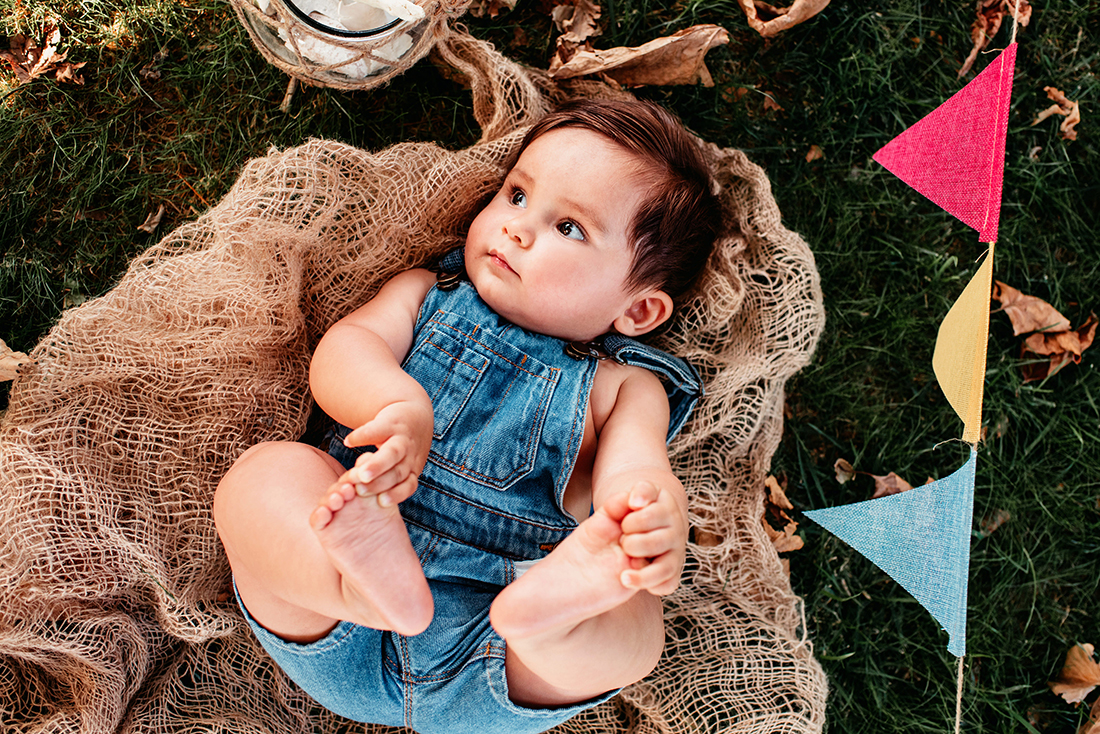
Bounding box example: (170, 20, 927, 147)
(806, 448, 976, 656)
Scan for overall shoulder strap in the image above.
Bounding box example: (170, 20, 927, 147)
(601, 334, 704, 444)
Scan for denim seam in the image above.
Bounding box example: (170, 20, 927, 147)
(418, 531, 441, 566)
(425, 338, 488, 374)
(399, 632, 413, 727)
(396, 640, 506, 686)
(427, 318, 559, 382)
(412, 480, 575, 532)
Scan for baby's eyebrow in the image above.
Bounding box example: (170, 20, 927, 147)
(508, 168, 533, 186)
(560, 197, 606, 235)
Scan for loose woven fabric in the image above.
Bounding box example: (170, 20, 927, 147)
(0, 28, 827, 734)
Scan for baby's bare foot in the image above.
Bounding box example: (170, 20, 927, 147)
(310, 482, 432, 636)
(490, 493, 636, 640)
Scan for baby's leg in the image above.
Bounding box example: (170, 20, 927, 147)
(489, 491, 665, 707)
(214, 441, 432, 642)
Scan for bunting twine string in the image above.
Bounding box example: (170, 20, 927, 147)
(966, 2, 1015, 726)
(955, 655, 965, 733)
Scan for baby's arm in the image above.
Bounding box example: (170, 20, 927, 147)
(310, 269, 437, 506)
(591, 368, 688, 596)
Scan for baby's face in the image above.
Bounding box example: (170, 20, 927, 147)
(465, 128, 650, 342)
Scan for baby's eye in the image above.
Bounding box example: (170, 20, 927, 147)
(557, 221, 585, 241)
(509, 188, 527, 208)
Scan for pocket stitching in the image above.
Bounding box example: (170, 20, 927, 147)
(428, 317, 559, 383)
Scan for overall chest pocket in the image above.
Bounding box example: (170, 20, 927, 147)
(403, 320, 559, 491)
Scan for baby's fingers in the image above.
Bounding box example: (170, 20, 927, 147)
(620, 500, 675, 535)
(619, 527, 677, 560)
(353, 434, 410, 483)
(352, 463, 414, 505)
(626, 481, 660, 511)
(620, 555, 680, 596)
(377, 472, 419, 508)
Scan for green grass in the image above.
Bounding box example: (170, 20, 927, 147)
(2, 0, 1098, 731)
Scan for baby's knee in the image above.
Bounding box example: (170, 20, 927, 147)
(214, 441, 329, 516)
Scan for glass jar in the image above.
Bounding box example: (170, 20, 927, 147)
(238, 0, 431, 86)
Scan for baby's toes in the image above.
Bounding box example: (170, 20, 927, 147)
(309, 504, 335, 530)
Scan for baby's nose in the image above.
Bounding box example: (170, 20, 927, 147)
(503, 219, 532, 247)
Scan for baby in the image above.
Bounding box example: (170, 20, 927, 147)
(214, 98, 722, 734)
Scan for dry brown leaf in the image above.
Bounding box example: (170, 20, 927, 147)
(765, 474, 793, 510)
(737, 0, 830, 38)
(992, 281, 1072, 336)
(979, 508, 1011, 536)
(992, 281, 1095, 382)
(958, 0, 1031, 77)
(1031, 86, 1082, 141)
(1060, 100, 1082, 141)
(870, 472, 914, 499)
(1019, 312, 1097, 383)
(1033, 103, 1064, 126)
(1, 338, 31, 382)
(834, 458, 855, 484)
(694, 529, 722, 547)
(137, 204, 166, 234)
(550, 0, 602, 45)
(465, 0, 518, 18)
(762, 475, 804, 554)
(549, 25, 729, 87)
(763, 518, 805, 552)
(762, 94, 784, 113)
(0, 24, 86, 86)
(1080, 696, 1100, 734)
(1049, 643, 1100, 704)
(805, 145, 825, 162)
(1024, 314, 1097, 358)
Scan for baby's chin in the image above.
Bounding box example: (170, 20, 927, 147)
(475, 288, 604, 343)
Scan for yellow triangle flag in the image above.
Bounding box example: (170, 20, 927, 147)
(933, 244, 994, 443)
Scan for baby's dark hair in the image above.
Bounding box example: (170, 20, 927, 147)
(505, 98, 722, 299)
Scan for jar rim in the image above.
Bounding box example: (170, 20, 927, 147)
(282, 0, 405, 38)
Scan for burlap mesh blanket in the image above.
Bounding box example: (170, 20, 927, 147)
(0, 29, 827, 734)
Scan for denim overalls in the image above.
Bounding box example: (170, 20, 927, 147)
(237, 252, 702, 734)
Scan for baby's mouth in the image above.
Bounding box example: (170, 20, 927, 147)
(490, 252, 516, 275)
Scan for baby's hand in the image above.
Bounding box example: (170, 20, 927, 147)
(617, 482, 687, 596)
(338, 400, 433, 508)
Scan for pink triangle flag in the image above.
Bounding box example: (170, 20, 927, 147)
(873, 43, 1016, 242)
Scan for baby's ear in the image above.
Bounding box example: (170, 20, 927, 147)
(613, 290, 673, 337)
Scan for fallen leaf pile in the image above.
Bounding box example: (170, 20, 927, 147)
(958, 0, 1031, 77)
(763, 475, 804, 568)
(1, 23, 86, 86)
(550, 0, 601, 50)
(736, 0, 831, 38)
(550, 24, 729, 87)
(1050, 643, 1100, 733)
(1032, 86, 1081, 141)
(543, 0, 727, 87)
(992, 281, 1097, 383)
(1, 338, 31, 382)
(833, 458, 932, 500)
